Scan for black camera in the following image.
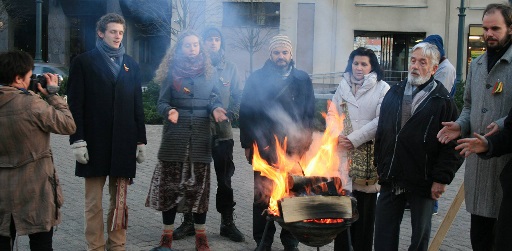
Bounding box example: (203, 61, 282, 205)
(29, 74, 48, 92)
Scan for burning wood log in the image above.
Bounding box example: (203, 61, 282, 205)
(278, 195, 352, 223)
(287, 175, 344, 196)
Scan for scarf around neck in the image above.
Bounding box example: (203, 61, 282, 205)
(487, 40, 511, 73)
(96, 39, 125, 79)
(401, 77, 436, 128)
(172, 53, 206, 91)
(210, 49, 225, 67)
(349, 73, 365, 95)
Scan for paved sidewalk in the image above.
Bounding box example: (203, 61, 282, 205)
(15, 126, 471, 250)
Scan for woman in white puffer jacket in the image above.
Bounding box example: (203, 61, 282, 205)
(329, 47, 389, 251)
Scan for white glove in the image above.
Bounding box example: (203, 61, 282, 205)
(136, 144, 146, 164)
(71, 140, 89, 164)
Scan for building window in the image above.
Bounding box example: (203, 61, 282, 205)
(467, 24, 485, 71)
(222, 2, 280, 27)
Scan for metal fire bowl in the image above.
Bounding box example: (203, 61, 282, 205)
(273, 197, 359, 247)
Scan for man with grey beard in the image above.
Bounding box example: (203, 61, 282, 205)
(373, 42, 462, 251)
(239, 34, 315, 251)
(437, 3, 512, 250)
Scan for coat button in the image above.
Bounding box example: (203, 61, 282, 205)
(482, 108, 488, 113)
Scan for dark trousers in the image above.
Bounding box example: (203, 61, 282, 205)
(334, 190, 377, 251)
(212, 139, 236, 213)
(374, 186, 434, 251)
(0, 216, 53, 251)
(253, 171, 298, 248)
(470, 214, 496, 251)
(496, 164, 512, 250)
(162, 207, 207, 225)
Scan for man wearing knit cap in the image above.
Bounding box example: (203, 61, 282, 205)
(240, 34, 315, 251)
(422, 34, 456, 96)
(172, 26, 245, 243)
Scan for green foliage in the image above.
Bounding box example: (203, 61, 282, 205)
(58, 76, 68, 96)
(453, 80, 465, 113)
(143, 81, 163, 124)
(230, 115, 240, 128)
(314, 98, 329, 131)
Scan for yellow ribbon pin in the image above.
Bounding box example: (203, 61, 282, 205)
(492, 81, 503, 95)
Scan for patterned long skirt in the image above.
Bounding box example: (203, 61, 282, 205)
(146, 160, 210, 213)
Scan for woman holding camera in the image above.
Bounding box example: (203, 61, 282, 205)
(0, 50, 76, 250)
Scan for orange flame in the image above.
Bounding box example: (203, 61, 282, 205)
(303, 218, 345, 224)
(252, 101, 347, 216)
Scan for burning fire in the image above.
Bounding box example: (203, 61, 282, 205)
(304, 218, 345, 224)
(252, 101, 347, 216)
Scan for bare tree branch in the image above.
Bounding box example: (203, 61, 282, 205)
(226, 0, 278, 72)
(126, 0, 218, 43)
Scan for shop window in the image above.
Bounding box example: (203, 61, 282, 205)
(467, 25, 485, 70)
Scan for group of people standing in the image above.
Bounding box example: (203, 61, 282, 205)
(0, 13, 244, 251)
(2, 2, 512, 251)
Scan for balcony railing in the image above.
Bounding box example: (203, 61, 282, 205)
(383, 70, 408, 85)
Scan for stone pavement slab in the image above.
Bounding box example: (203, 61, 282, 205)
(14, 126, 471, 251)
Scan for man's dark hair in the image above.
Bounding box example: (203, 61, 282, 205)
(96, 13, 126, 34)
(483, 3, 512, 27)
(0, 50, 33, 86)
(344, 47, 384, 81)
(202, 26, 225, 51)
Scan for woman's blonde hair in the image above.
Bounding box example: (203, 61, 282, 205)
(154, 30, 213, 84)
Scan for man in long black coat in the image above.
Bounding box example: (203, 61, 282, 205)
(67, 13, 146, 251)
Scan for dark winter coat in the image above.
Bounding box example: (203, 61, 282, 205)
(239, 60, 315, 164)
(157, 72, 221, 163)
(67, 48, 147, 178)
(211, 59, 242, 142)
(374, 78, 463, 198)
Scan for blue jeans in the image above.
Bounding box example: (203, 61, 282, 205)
(374, 185, 434, 251)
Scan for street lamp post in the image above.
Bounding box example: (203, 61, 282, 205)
(35, 0, 43, 62)
(455, 0, 466, 85)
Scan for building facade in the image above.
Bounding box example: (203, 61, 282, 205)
(0, 0, 495, 83)
(0, 0, 171, 81)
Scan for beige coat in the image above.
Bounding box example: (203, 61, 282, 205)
(0, 86, 76, 236)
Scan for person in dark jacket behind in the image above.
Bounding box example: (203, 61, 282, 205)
(373, 42, 463, 251)
(239, 34, 315, 251)
(456, 106, 512, 250)
(66, 13, 147, 251)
